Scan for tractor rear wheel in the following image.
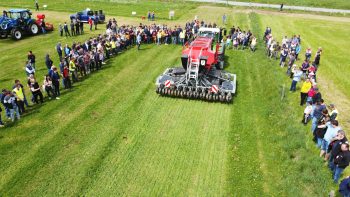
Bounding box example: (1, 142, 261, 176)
(30, 23, 39, 35)
(11, 28, 22, 40)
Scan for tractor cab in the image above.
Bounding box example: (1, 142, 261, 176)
(198, 27, 220, 43)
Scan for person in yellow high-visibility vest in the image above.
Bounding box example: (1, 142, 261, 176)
(69, 58, 78, 82)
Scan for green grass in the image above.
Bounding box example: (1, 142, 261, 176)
(0, 0, 197, 20)
(0, 2, 349, 196)
(230, 0, 350, 10)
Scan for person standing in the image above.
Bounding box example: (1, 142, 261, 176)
(56, 42, 63, 61)
(41, 19, 46, 34)
(329, 104, 339, 121)
(80, 21, 84, 34)
(64, 22, 70, 37)
(94, 15, 98, 30)
(50, 66, 60, 99)
(151, 11, 155, 21)
(35, 0, 39, 11)
(69, 58, 78, 82)
(25, 61, 35, 76)
(70, 20, 75, 36)
(290, 67, 302, 92)
(29, 79, 44, 104)
(58, 23, 63, 36)
(280, 3, 284, 11)
(321, 120, 341, 158)
(63, 64, 72, 89)
(12, 84, 25, 114)
(137, 33, 142, 50)
(45, 54, 53, 71)
(88, 17, 93, 31)
(222, 14, 227, 25)
(27, 51, 36, 69)
(333, 143, 350, 184)
(43, 75, 55, 99)
(300, 78, 312, 105)
(75, 19, 80, 35)
(13, 80, 29, 107)
(3, 91, 20, 122)
(147, 11, 151, 21)
(314, 47, 322, 66)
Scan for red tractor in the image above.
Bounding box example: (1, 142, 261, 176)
(155, 28, 237, 102)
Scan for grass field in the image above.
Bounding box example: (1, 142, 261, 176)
(230, 0, 350, 10)
(0, 1, 350, 196)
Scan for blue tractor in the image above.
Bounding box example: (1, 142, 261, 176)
(0, 9, 40, 40)
(70, 9, 105, 23)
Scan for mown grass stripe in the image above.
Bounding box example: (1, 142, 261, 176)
(0, 45, 170, 194)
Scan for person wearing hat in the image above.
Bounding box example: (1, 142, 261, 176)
(329, 104, 339, 121)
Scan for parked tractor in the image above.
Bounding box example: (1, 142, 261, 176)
(70, 9, 105, 23)
(155, 28, 237, 103)
(0, 9, 53, 40)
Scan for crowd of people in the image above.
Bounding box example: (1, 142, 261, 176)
(2, 19, 237, 127)
(264, 27, 350, 194)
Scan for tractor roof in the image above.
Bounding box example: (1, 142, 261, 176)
(190, 37, 212, 49)
(8, 9, 30, 13)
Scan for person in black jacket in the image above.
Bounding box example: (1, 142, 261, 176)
(27, 51, 36, 69)
(333, 143, 350, 183)
(64, 22, 71, 37)
(329, 130, 347, 170)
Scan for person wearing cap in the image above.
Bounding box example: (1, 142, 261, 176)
(300, 78, 312, 105)
(329, 104, 339, 121)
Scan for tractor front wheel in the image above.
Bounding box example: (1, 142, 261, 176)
(30, 23, 39, 35)
(11, 29, 22, 40)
